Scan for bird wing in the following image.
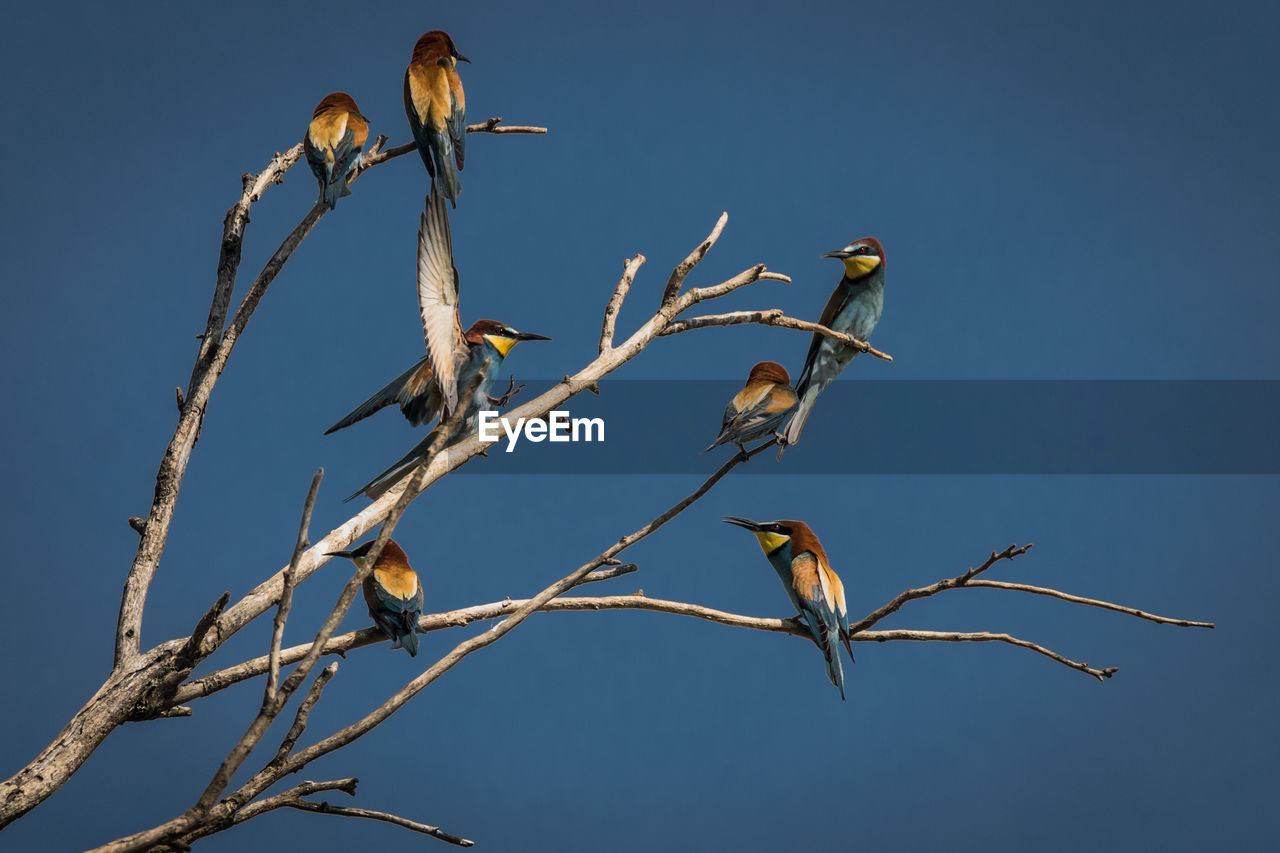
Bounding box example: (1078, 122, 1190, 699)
(324, 355, 433, 435)
(752, 384, 799, 424)
(302, 134, 328, 183)
(395, 357, 445, 427)
(403, 68, 435, 177)
(330, 126, 362, 182)
(708, 383, 797, 449)
(447, 70, 466, 169)
(417, 184, 466, 414)
(797, 283, 850, 391)
(816, 551, 854, 663)
(791, 552, 846, 695)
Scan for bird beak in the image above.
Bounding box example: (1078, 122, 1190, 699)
(721, 516, 763, 532)
(456, 53, 471, 64)
(822, 249, 852, 259)
(513, 331, 552, 342)
(325, 550, 356, 559)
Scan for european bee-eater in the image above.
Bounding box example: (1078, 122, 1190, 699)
(327, 539, 423, 657)
(342, 318, 549, 501)
(327, 319, 549, 438)
(336, 185, 549, 500)
(705, 361, 798, 452)
(303, 92, 370, 210)
(783, 237, 886, 447)
(404, 29, 468, 206)
(722, 516, 853, 699)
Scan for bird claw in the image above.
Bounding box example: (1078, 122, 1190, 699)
(487, 375, 525, 407)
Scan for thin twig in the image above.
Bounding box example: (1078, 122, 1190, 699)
(359, 116, 547, 168)
(187, 146, 303, 400)
(962, 580, 1216, 628)
(662, 308, 894, 362)
(600, 254, 646, 353)
(225, 778, 360, 829)
(160, 778, 358, 849)
(662, 212, 728, 305)
(861, 629, 1119, 681)
(175, 592, 231, 669)
(848, 544, 1034, 635)
(580, 563, 639, 585)
(230, 778, 360, 826)
(677, 265, 792, 307)
(267, 469, 324, 703)
(283, 801, 474, 848)
(271, 663, 338, 765)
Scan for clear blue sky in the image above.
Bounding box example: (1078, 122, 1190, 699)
(1, 1, 1277, 850)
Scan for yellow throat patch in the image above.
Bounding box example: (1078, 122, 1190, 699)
(842, 255, 881, 278)
(753, 531, 791, 555)
(484, 334, 519, 357)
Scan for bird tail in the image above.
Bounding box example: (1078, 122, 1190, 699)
(824, 628, 847, 701)
(782, 385, 821, 449)
(344, 430, 438, 502)
(430, 134, 462, 206)
(325, 358, 430, 435)
(321, 174, 344, 210)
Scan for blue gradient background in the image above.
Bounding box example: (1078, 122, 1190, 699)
(1, 1, 1277, 850)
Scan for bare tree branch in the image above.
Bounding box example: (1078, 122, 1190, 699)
(662, 211, 728, 305)
(175, 592, 231, 670)
(676, 265, 792, 307)
(228, 777, 360, 826)
(98, 397, 482, 851)
(115, 117, 547, 675)
(177, 577, 1186, 714)
(270, 663, 338, 765)
(210, 441, 781, 816)
(203, 224, 792, 657)
(861, 629, 1120, 681)
(267, 469, 324, 702)
(848, 544, 1035, 635)
(0, 115, 553, 833)
(359, 116, 547, 169)
(281, 801, 474, 848)
(600, 254, 646, 353)
(962, 579, 1217, 629)
(170, 542, 1207, 707)
(661, 308, 894, 362)
(160, 778, 359, 850)
(580, 563, 640, 585)
(187, 146, 303, 399)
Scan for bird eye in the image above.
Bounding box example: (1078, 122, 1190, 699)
(771, 524, 782, 532)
